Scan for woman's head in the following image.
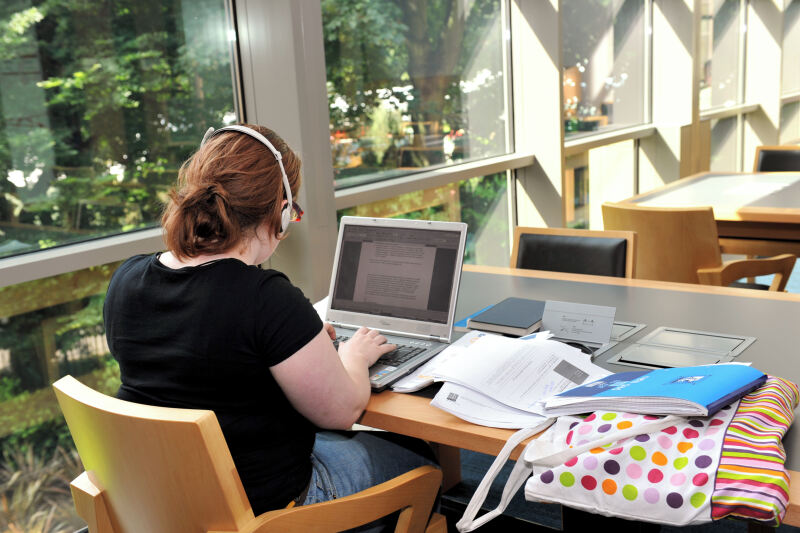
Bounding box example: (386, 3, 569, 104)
(162, 124, 301, 259)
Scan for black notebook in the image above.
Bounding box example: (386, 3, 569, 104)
(466, 297, 546, 336)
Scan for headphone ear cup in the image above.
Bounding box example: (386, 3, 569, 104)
(280, 205, 291, 234)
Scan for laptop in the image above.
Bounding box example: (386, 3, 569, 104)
(326, 216, 468, 391)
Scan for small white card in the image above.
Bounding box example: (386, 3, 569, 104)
(541, 300, 616, 345)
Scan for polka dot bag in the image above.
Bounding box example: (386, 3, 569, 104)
(456, 376, 798, 532)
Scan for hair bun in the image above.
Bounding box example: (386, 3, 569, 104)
(205, 184, 220, 204)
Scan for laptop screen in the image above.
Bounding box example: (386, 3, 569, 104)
(330, 223, 463, 324)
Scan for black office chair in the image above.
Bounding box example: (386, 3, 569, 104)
(510, 226, 637, 278)
(753, 146, 800, 172)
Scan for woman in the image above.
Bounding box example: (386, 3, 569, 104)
(103, 124, 437, 515)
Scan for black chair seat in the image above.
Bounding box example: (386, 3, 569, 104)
(515, 233, 629, 278)
(755, 147, 800, 172)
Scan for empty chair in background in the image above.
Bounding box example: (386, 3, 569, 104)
(753, 145, 800, 172)
(602, 202, 795, 291)
(510, 226, 637, 278)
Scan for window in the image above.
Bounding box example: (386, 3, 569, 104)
(783, 0, 800, 95)
(322, 0, 511, 189)
(698, 0, 744, 111)
(0, 261, 121, 531)
(567, 141, 637, 230)
(337, 172, 511, 266)
(561, 0, 648, 137)
(781, 102, 800, 145)
(565, 154, 590, 228)
(0, 1, 237, 529)
(0, 0, 238, 260)
(710, 116, 739, 171)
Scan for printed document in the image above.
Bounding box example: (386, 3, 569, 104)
(431, 336, 610, 415)
(431, 382, 555, 429)
(352, 241, 434, 310)
(392, 330, 490, 392)
(392, 329, 552, 393)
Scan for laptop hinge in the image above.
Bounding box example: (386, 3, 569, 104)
(330, 321, 446, 343)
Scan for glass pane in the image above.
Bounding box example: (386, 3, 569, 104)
(336, 173, 510, 265)
(0, 262, 121, 531)
(784, 0, 800, 94)
(781, 102, 800, 145)
(0, 0, 237, 260)
(567, 141, 636, 230)
(699, 0, 742, 110)
(565, 154, 590, 228)
(562, 0, 647, 138)
(322, 0, 511, 189)
(710, 116, 739, 170)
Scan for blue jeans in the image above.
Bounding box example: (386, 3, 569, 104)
(301, 431, 439, 530)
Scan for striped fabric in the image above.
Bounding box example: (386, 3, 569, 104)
(711, 376, 800, 526)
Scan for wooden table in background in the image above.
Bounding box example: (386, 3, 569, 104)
(622, 171, 800, 257)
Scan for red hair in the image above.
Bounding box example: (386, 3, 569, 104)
(162, 124, 301, 259)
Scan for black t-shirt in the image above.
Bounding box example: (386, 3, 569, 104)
(103, 254, 323, 513)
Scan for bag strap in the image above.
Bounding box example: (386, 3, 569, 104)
(456, 424, 548, 532)
(456, 415, 682, 532)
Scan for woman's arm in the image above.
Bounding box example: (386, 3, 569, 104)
(270, 326, 395, 429)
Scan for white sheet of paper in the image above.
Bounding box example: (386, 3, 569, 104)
(393, 330, 553, 392)
(392, 330, 495, 392)
(541, 300, 615, 345)
(431, 382, 556, 429)
(431, 336, 610, 414)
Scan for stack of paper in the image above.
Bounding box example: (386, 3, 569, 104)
(429, 335, 611, 429)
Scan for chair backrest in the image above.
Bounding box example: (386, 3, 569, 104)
(53, 375, 255, 533)
(753, 145, 800, 172)
(601, 202, 722, 284)
(510, 226, 637, 278)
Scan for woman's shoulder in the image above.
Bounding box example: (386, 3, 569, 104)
(110, 254, 156, 283)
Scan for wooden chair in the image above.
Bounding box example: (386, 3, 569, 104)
(510, 226, 637, 278)
(601, 202, 796, 291)
(53, 376, 446, 533)
(753, 145, 800, 172)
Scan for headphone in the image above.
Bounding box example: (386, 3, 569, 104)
(201, 125, 293, 234)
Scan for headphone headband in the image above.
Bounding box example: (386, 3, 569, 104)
(201, 125, 293, 233)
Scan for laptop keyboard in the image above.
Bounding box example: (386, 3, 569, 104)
(333, 336, 426, 366)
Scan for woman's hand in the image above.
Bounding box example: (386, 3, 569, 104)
(323, 322, 336, 340)
(338, 327, 396, 366)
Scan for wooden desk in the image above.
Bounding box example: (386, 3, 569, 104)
(623, 171, 800, 256)
(360, 265, 800, 525)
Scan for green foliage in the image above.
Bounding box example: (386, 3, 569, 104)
(323, 0, 504, 180)
(0, 358, 120, 532)
(0, 376, 20, 403)
(0, 0, 235, 257)
(322, 0, 408, 130)
(0, 444, 84, 533)
(365, 106, 405, 165)
(0, 7, 44, 60)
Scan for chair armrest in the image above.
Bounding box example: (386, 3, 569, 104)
(222, 465, 442, 533)
(71, 471, 115, 533)
(697, 254, 796, 291)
